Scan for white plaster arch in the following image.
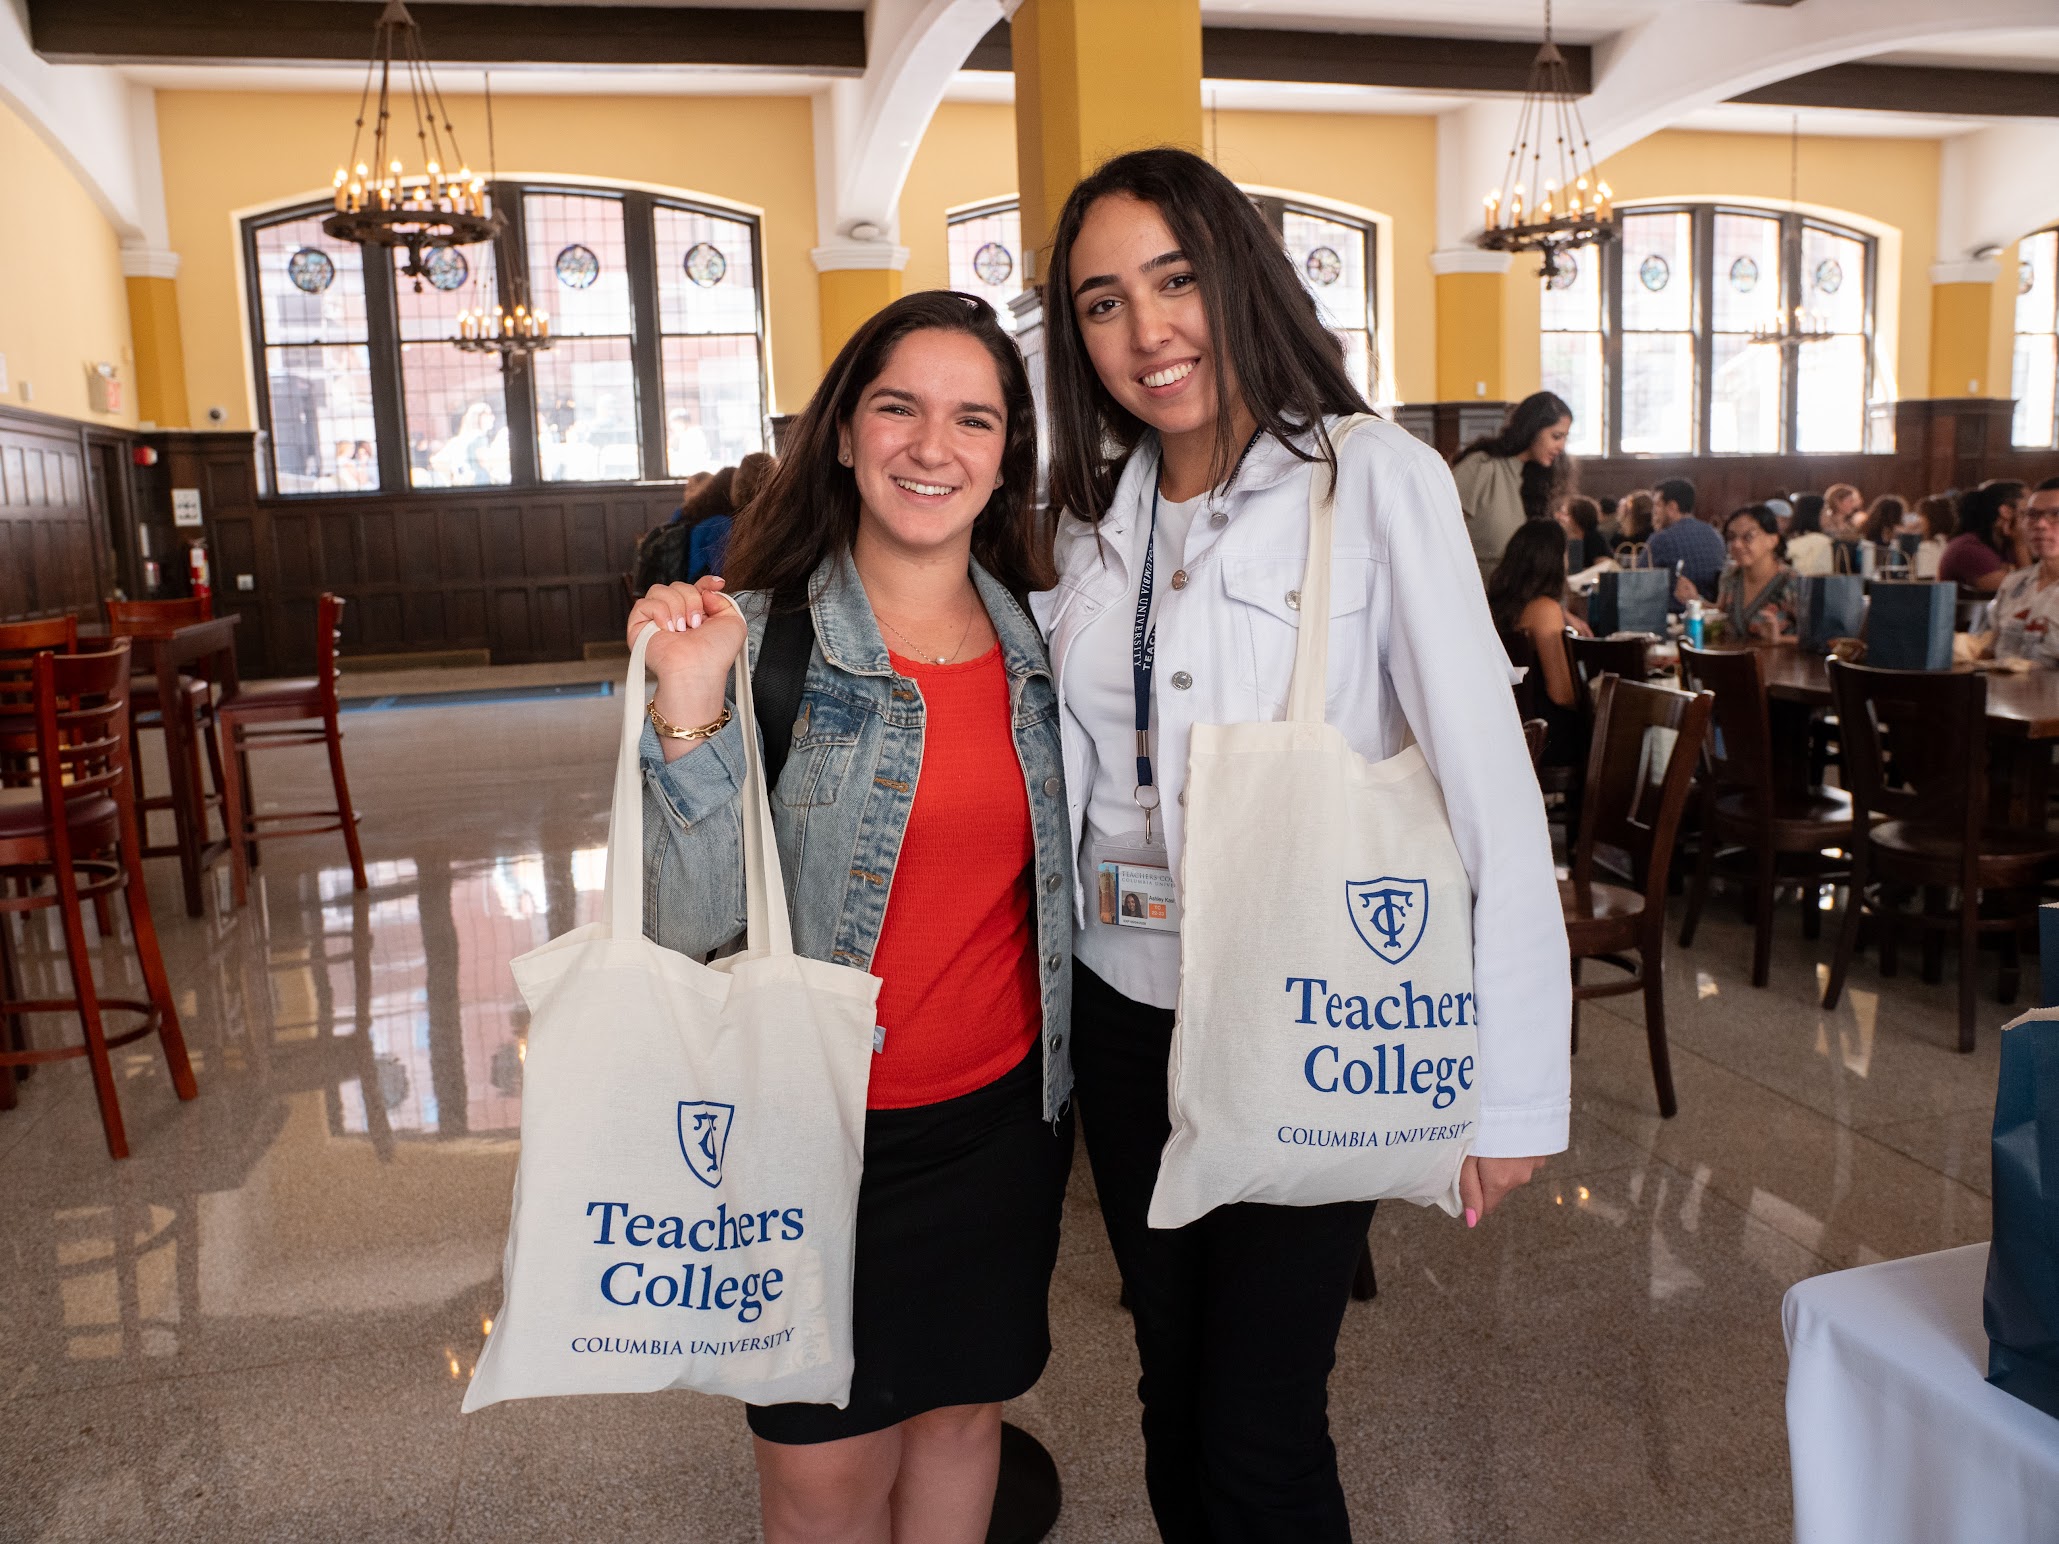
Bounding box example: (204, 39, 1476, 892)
(1940, 122, 2059, 262)
(811, 0, 1014, 273)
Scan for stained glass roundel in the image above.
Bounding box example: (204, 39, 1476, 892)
(287, 248, 335, 294)
(1813, 258, 1844, 295)
(424, 247, 469, 291)
(2021, 260, 2037, 297)
(1305, 246, 1343, 287)
(1639, 254, 1671, 292)
(684, 242, 727, 288)
(555, 243, 601, 290)
(972, 241, 1014, 287)
(1729, 256, 1760, 293)
(1546, 254, 1579, 291)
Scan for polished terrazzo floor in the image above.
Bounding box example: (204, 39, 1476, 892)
(0, 664, 2001, 1543)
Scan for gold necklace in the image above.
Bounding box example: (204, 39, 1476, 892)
(877, 595, 978, 665)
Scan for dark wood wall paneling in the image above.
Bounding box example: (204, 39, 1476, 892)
(144, 431, 680, 677)
(0, 403, 126, 623)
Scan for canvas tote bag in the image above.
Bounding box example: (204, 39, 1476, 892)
(1149, 417, 1479, 1229)
(464, 613, 880, 1412)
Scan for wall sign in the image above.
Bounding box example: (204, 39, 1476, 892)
(172, 487, 204, 528)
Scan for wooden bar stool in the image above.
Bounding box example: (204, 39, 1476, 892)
(0, 641, 197, 1156)
(0, 616, 79, 784)
(105, 598, 231, 864)
(216, 594, 368, 891)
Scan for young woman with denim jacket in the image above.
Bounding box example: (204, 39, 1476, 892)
(626, 291, 1074, 1544)
(1033, 148, 1571, 1542)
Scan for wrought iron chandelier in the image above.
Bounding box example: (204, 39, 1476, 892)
(1751, 117, 1834, 355)
(1475, 0, 1617, 280)
(323, 1, 499, 288)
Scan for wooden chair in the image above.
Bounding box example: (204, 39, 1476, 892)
(1524, 718, 1549, 768)
(0, 642, 196, 1155)
(1676, 644, 1859, 987)
(105, 597, 231, 861)
(1821, 661, 2059, 1052)
(216, 594, 368, 892)
(1565, 633, 1652, 717)
(0, 617, 79, 780)
(1561, 674, 1715, 1118)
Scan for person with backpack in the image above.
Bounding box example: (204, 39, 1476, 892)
(623, 291, 1072, 1544)
(630, 453, 777, 592)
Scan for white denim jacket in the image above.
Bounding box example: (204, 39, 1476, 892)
(1031, 415, 1571, 1159)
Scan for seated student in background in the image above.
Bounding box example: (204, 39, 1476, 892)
(1785, 494, 1834, 576)
(1860, 494, 1906, 551)
(1488, 519, 1591, 770)
(1981, 479, 2059, 666)
(1911, 493, 1955, 578)
(1595, 494, 1622, 547)
(1822, 483, 1865, 549)
(1555, 494, 1602, 572)
(1647, 477, 1725, 609)
(1939, 481, 2026, 596)
(1714, 504, 1799, 643)
(1614, 489, 1655, 552)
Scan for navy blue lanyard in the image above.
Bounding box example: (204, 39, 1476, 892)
(1132, 481, 1161, 798)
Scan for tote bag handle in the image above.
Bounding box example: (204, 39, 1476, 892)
(608, 607, 794, 958)
(1286, 416, 1374, 725)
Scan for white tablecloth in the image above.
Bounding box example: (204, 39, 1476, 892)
(1784, 1243, 2059, 1544)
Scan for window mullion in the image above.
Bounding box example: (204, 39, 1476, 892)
(1605, 238, 1623, 457)
(362, 239, 408, 494)
(495, 186, 541, 487)
(1780, 213, 1800, 452)
(1694, 207, 1713, 456)
(625, 190, 667, 483)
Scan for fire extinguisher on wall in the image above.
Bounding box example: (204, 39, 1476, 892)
(188, 539, 212, 606)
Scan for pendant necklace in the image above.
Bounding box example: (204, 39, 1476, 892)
(878, 596, 977, 665)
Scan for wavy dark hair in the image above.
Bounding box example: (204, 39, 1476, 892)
(1486, 518, 1570, 637)
(1457, 390, 1575, 523)
(1789, 492, 1825, 536)
(722, 291, 1050, 606)
(1040, 147, 1374, 523)
(1723, 502, 1786, 561)
(1860, 494, 1906, 545)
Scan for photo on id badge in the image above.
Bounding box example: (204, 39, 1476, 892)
(1095, 843, 1179, 931)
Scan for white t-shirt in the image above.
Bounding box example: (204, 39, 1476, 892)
(1072, 488, 1210, 1008)
(1993, 566, 2059, 666)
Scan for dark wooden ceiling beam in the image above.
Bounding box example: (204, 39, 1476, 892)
(967, 22, 1588, 94)
(26, 1, 867, 72)
(1731, 61, 2059, 118)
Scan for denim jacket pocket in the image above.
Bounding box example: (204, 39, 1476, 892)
(776, 688, 871, 809)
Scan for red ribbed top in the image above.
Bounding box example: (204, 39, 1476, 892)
(866, 646, 1040, 1109)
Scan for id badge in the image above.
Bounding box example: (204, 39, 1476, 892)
(1091, 836, 1180, 933)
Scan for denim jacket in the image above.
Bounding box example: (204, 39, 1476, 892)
(640, 548, 1074, 1120)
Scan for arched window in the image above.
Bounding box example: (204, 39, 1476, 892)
(244, 184, 768, 495)
(946, 194, 1379, 402)
(1540, 203, 1879, 457)
(2013, 229, 2058, 449)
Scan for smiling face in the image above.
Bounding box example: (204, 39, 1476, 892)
(1068, 193, 1229, 445)
(1725, 514, 1780, 572)
(835, 328, 1007, 560)
(1528, 417, 1572, 466)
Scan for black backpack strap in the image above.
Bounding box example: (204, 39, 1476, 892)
(751, 592, 816, 792)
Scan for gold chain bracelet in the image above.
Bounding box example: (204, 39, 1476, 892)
(648, 700, 733, 742)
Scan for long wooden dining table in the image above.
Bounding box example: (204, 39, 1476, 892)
(1747, 642, 2059, 740)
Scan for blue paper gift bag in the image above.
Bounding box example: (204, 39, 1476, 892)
(1986, 918, 2059, 1420)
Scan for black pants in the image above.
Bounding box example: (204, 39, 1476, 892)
(1071, 962, 1375, 1544)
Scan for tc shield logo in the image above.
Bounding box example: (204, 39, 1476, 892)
(676, 1101, 735, 1190)
(1346, 879, 1430, 965)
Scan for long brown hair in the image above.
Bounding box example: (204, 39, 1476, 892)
(1041, 147, 1373, 523)
(1456, 390, 1575, 523)
(723, 290, 1051, 605)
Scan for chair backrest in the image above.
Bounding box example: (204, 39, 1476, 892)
(1675, 643, 1775, 807)
(1523, 717, 1549, 768)
(0, 615, 80, 656)
(1502, 627, 1543, 720)
(106, 595, 213, 634)
(17, 643, 134, 860)
(1571, 675, 1715, 905)
(315, 593, 346, 706)
(1566, 633, 1651, 717)
(1826, 659, 1988, 838)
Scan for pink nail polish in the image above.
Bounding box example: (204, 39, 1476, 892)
(689, 614, 702, 630)
(1465, 1207, 1479, 1229)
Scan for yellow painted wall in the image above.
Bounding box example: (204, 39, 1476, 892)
(896, 103, 1437, 405)
(0, 98, 138, 428)
(152, 90, 820, 427)
(1526, 129, 1943, 407)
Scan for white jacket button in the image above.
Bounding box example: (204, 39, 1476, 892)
(1209, 511, 1227, 527)
(1286, 590, 1301, 610)
(1170, 570, 1188, 590)
(1170, 670, 1193, 690)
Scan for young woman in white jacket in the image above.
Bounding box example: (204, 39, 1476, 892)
(1031, 148, 1571, 1542)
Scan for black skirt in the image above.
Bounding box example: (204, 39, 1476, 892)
(746, 1049, 1073, 1445)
